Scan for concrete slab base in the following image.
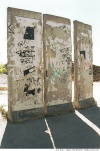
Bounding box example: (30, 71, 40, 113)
(73, 97, 97, 109)
(7, 107, 45, 123)
(46, 102, 75, 116)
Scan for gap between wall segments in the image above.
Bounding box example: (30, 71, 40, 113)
(75, 110, 100, 136)
(44, 118, 56, 149)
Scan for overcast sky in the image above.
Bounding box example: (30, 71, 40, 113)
(0, 0, 100, 65)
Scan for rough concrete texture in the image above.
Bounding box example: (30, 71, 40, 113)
(72, 62, 100, 82)
(73, 20, 96, 109)
(43, 14, 74, 115)
(7, 7, 44, 122)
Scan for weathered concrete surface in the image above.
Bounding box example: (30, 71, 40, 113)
(7, 7, 44, 122)
(1, 74, 100, 115)
(72, 62, 100, 82)
(43, 14, 74, 115)
(73, 20, 96, 109)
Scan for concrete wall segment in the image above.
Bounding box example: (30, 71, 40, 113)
(7, 7, 42, 20)
(73, 20, 96, 109)
(7, 7, 44, 122)
(43, 14, 71, 24)
(43, 14, 74, 115)
(7, 8, 97, 121)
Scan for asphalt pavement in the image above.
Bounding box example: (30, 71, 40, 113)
(0, 105, 100, 149)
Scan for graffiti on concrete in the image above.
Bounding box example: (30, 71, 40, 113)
(85, 61, 92, 75)
(20, 57, 33, 64)
(7, 10, 43, 115)
(49, 38, 71, 69)
(16, 64, 34, 76)
(85, 61, 91, 71)
(8, 68, 15, 80)
(59, 71, 69, 83)
(51, 64, 60, 82)
(8, 24, 14, 34)
(24, 86, 35, 96)
(50, 43, 58, 52)
(89, 67, 92, 75)
(75, 23, 93, 101)
(16, 46, 35, 64)
(17, 40, 29, 47)
(59, 78, 66, 83)
(24, 27, 34, 40)
(59, 47, 71, 67)
(80, 51, 86, 59)
(51, 63, 69, 83)
(24, 76, 42, 96)
(59, 25, 71, 33)
(24, 66, 35, 76)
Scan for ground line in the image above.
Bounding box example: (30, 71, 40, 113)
(44, 118, 56, 149)
(75, 110, 100, 136)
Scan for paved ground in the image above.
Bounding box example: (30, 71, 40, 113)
(0, 106, 100, 148)
(0, 74, 100, 148)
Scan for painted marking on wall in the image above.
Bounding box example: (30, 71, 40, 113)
(24, 76, 41, 96)
(51, 63, 60, 82)
(24, 66, 35, 76)
(80, 51, 86, 59)
(16, 47, 35, 64)
(24, 27, 34, 40)
(8, 24, 14, 34)
(8, 68, 15, 80)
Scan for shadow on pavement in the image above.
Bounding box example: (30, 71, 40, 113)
(0, 118, 53, 149)
(77, 105, 100, 128)
(46, 106, 100, 148)
(0, 106, 100, 148)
